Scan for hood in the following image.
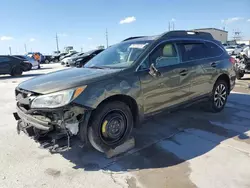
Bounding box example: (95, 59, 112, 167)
(18, 67, 121, 94)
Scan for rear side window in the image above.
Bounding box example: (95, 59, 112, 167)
(205, 42, 224, 57)
(177, 43, 206, 62)
(0, 57, 10, 63)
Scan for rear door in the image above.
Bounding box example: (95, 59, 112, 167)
(0, 57, 12, 74)
(176, 41, 213, 99)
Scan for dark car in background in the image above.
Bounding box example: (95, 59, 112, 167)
(70, 49, 104, 67)
(13, 30, 236, 154)
(50, 52, 68, 63)
(0, 55, 31, 76)
(59, 51, 78, 61)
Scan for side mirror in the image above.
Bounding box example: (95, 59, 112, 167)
(149, 63, 161, 77)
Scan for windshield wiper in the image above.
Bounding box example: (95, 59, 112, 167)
(87, 66, 105, 69)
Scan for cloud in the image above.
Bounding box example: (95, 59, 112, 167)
(247, 19, 250, 22)
(57, 33, 68, 37)
(29, 38, 35, 42)
(171, 18, 176, 22)
(119, 16, 136, 24)
(87, 37, 92, 40)
(0, 36, 14, 41)
(221, 17, 244, 24)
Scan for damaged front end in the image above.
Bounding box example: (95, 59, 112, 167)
(13, 87, 90, 152)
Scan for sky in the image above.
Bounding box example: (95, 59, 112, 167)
(0, 0, 249, 55)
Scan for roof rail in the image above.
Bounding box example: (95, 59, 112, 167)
(122, 36, 146, 42)
(160, 30, 214, 40)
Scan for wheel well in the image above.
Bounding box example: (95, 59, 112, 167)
(96, 94, 139, 126)
(216, 74, 230, 93)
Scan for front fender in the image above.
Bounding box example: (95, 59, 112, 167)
(73, 73, 143, 110)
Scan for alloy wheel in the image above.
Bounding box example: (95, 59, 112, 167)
(214, 84, 227, 108)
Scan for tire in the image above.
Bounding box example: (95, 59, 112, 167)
(236, 72, 244, 80)
(205, 80, 229, 113)
(88, 101, 133, 153)
(11, 66, 23, 76)
(45, 59, 49, 64)
(54, 59, 59, 63)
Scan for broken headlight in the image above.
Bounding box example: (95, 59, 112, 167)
(31, 86, 87, 108)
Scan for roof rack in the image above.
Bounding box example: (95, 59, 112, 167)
(122, 36, 146, 41)
(160, 30, 214, 40)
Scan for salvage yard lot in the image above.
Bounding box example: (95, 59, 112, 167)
(0, 64, 250, 188)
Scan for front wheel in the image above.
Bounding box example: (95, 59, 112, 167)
(88, 101, 133, 153)
(205, 80, 229, 113)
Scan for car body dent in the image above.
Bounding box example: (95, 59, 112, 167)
(73, 70, 143, 113)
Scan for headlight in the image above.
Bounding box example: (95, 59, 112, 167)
(31, 86, 87, 108)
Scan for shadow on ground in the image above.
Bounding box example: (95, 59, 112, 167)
(41, 93, 250, 172)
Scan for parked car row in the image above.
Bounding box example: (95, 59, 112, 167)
(223, 43, 248, 56)
(61, 49, 104, 67)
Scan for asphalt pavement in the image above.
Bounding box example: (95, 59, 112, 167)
(0, 64, 250, 188)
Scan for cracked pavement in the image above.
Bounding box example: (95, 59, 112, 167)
(0, 64, 250, 188)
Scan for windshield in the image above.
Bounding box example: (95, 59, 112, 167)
(84, 40, 151, 68)
(226, 46, 235, 49)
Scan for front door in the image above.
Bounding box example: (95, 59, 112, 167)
(138, 42, 192, 115)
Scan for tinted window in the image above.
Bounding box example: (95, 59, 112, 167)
(150, 43, 179, 68)
(177, 43, 206, 62)
(0, 57, 10, 63)
(205, 42, 224, 57)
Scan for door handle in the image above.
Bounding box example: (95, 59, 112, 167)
(179, 69, 188, 76)
(210, 62, 217, 68)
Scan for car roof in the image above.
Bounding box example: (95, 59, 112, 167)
(123, 30, 215, 43)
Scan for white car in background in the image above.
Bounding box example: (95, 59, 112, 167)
(14, 55, 40, 69)
(61, 52, 84, 66)
(225, 46, 242, 55)
(26, 55, 40, 69)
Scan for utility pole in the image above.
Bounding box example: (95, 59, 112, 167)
(56, 33, 59, 52)
(81, 47, 83, 52)
(24, 44, 27, 53)
(168, 22, 171, 31)
(9, 46, 12, 55)
(106, 28, 109, 48)
(172, 22, 175, 30)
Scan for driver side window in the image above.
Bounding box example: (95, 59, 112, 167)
(150, 43, 179, 68)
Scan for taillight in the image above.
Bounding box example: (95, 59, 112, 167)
(229, 57, 235, 64)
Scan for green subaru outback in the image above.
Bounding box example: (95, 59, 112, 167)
(13, 30, 236, 153)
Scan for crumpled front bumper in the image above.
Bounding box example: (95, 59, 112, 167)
(13, 105, 51, 131)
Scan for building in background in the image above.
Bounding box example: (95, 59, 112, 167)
(193, 28, 228, 43)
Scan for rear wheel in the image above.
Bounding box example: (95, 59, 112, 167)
(45, 59, 49, 64)
(206, 80, 228, 113)
(236, 71, 244, 80)
(88, 101, 133, 153)
(54, 59, 59, 63)
(11, 66, 23, 76)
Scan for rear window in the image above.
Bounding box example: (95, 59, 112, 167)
(205, 42, 224, 57)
